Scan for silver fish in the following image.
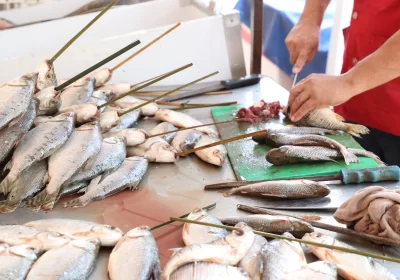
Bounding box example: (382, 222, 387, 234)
(104, 128, 148, 147)
(170, 262, 250, 280)
(261, 232, 307, 280)
(160, 222, 255, 280)
(108, 226, 161, 280)
(107, 105, 141, 129)
(60, 181, 88, 197)
(172, 129, 202, 154)
(98, 83, 131, 95)
(182, 208, 228, 246)
(0, 244, 41, 280)
(25, 219, 124, 247)
(0, 99, 38, 164)
(0, 72, 37, 130)
(0, 160, 48, 213)
(58, 78, 95, 112)
(34, 86, 60, 116)
(127, 137, 177, 163)
(150, 122, 177, 143)
(303, 232, 396, 280)
(219, 215, 313, 238)
(26, 121, 102, 212)
(88, 95, 107, 110)
(34, 60, 56, 91)
(64, 156, 148, 208)
(26, 238, 100, 280)
(86, 68, 112, 87)
(100, 110, 120, 132)
(92, 89, 113, 100)
(0, 112, 74, 195)
(59, 103, 100, 125)
(114, 95, 159, 117)
(282, 261, 338, 280)
(240, 235, 267, 280)
(194, 135, 227, 167)
(0, 225, 70, 250)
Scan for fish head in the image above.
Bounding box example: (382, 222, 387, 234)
(91, 225, 124, 246)
(187, 208, 207, 221)
(265, 146, 296, 165)
(302, 232, 331, 244)
(8, 245, 41, 261)
(92, 89, 113, 101)
(146, 142, 178, 163)
(36, 232, 70, 250)
(226, 222, 255, 250)
(126, 226, 151, 238)
(103, 136, 126, 146)
(34, 60, 57, 91)
(70, 238, 100, 252)
(8, 72, 39, 87)
(287, 217, 314, 234)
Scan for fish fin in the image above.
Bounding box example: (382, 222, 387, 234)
(0, 175, 17, 195)
(0, 200, 18, 214)
(334, 113, 345, 122)
(219, 189, 236, 197)
(348, 148, 387, 166)
(128, 181, 140, 191)
(260, 193, 288, 198)
(77, 187, 88, 194)
(63, 196, 90, 208)
(168, 247, 183, 256)
(24, 188, 60, 213)
(311, 156, 337, 162)
(7, 113, 24, 128)
(97, 167, 118, 184)
(344, 123, 369, 138)
(340, 148, 359, 165)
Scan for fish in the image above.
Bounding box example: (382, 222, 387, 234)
(170, 262, 250, 280)
(155, 109, 217, 136)
(0, 160, 48, 213)
(0, 225, 70, 250)
(0, 112, 74, 195)
(239, 234, 267, 280)
(26, 121, 102, 212)
(59, 103, 100, 125)
(266, 145, 386, 166)
(172, 129, 202, 154)
(0, 72, 37, 130)
(0, 244, 41, 280)
(265, 133, 359, 165)
(219, 215, 313, 238)
(60, 181, 88, 197)
(103, 128, 148, 147)
(0, 99, 38, 164)
(292, 108, 369, 137)
(107, 105, 141, 129)
(34, 60, 56, 91)
(98, 82, 131, 95)
(92, 89, 113, 100)
(100, 110, 120, 132)
(150, 122, 177, 143)
(108, 226, 161, 280)
(221, 180, 331, 199)
(34, 86, 60, 116)
(86, 68, 112, 87)
(68, 136, 126, 185)
(302, 232, 396, 280)
(114, 95, 159, 117)
(261, 232, 307, 280)
(64, 156, 148, 208)
(160, 222, 255, 280)
(26, 238, 100, 280)
(58, 77, 95, 112)
(88, 95, 107, 110)
(194, 135, 227, 167)
(182, 208, 229, 246)
(127, 137, 177, 163)
(25, 219, 124, 247)
(282, 261, 338, 280)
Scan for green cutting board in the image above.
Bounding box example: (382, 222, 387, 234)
(211, 105, 379, 181)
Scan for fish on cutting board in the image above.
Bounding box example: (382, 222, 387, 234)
(58, 77, 95, 112)
(108, 226, 161, 280)
(172, 129, 202, 154)
(170, 262, 250, 280)
(221, 180, 331, 199)
(104, 128, 148, 147)
(127, 137, 177, 163)
(239, 234, 267, 280)
(282, 261, 338, 280)
(149, 122, 177, 143)
(194, 134, 227, 167)
(25, 219, 123, 247)
(34, 86, 60, 116)
(34, 60, 56, 91)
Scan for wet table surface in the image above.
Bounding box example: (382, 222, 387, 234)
(2, 77, 400, 278)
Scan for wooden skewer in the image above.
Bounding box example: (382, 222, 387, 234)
(49, 0, 119, 64)
(111, 23, 181, 72)
(237, 204, 400, 247)
(170, 102, 237, 111)
(176, 130, 267, 157)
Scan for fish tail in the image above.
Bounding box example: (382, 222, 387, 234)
(341, 148, 359, 165)
(219, 188, 236, 197)
(63, 196, 89, 208)
(348, 148, 387, 166)
(344, 123, 370, 138)
(0, 175, 16, 195)
(25, 189, 60, 213)
(0, 201, 18, 214)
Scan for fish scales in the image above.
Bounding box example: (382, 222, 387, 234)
(0, 244, 40, 280)
(150, 122, 177, 143)
(58, 78, 95, 112)
(170, 262, 250, 280)
(282, 261, 338, 280)
(239, 234, 267, 280)
(103, 128, 148, 147)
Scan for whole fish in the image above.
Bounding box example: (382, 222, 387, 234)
(170, 262, 250, 280)
(265, 133, 359, 165)
(58, 77, 95, 112)
(64, 156, 148, 208)
(0, 72, 37, 130)
(104, 128, 148, 147)
(127, 137, 177, 163)
(0, 244, 41, 280)
(68, 136, 126, 185)
(34, 86, 60, 116)
(303, 232, 396, 280)
(26, 238, 100, 280)
(219, 215, 313, 238)
(98, 82, 131, 95)
(150, 122, 177, 143)
(114, 95, 159, 117)
(26, 121, 102, 212)
(239, 235, 267, 280)
(60, 181, 88, 197)
(0, 160, 48, 213)
(34, 60, 56, 91)
(107, 105, 141, 129)
(0, 225, 70, 250)
(160, 222, 255, 280)
(261, 232, 307, 280)
(25, 219, 124, 247)
(194, 135, 227, 167)
(221, 180, 331, 199)
(182, 208, 228, 246)
(0, 99, 38, 164)
(155, 109, 217, 136)
(172, 129, 202, 154)
(100, 110, 120, 132)
(59, 103, 99, 125)
(86, 68, 112, 87)
(266, 145, 386, 166)
(0, 112, 74, 195)
(282, 261, 338, 280)
(108, 226, 161, 280)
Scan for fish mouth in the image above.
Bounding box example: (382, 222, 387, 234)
(265, 148, 288, 165)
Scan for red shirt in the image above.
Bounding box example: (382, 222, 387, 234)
(334, 1, 400, 136)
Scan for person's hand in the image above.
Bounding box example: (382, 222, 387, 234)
(0, 18, 13, 30)
(285, 21, 320, 74)
(288, 73, 356, 121)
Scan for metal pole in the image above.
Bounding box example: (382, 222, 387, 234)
(250, 0, 263, 74)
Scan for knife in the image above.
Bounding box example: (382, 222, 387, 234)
(258, 206, 339, 211)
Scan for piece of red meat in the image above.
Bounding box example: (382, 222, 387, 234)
(236, 100, 283, 122)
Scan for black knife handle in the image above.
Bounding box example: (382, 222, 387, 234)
(221, 74, 262, 90)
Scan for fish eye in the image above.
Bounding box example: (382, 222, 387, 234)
(47, 74, 52, 79)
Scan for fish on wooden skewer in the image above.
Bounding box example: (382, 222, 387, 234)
(108, 226, 161, 280)
(64, 156, 148, 208)
(58, 77, 95, 112)
(149, 122, 177, 143)
(194, 134, 227, 167)
(34, 86, 60, 116)
(170, 262, 250, 280)
(104, 128, 148, 147)
(113, 94, 159, 117)
(59, 103, 100, 125)
(100, 110, 120, 132)
(127, 137, 177, 163)
(106, 105, 142, 130)
(85, 68, 113, 88)
(34, 60, 57, 91)
(239, 234, 267, 280)
(98, 82, 131, 96)
(92, 88, 114, 100)
(172, 129, 202, 154)
(282, 261, 338, 280)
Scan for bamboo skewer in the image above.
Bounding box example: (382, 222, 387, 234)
(49, 0, 119, 64)
(171, 217, 400, 263)
(237, 205, 400, 247)
(170, 102, 237, 111)
(176, 130, 267, 157)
